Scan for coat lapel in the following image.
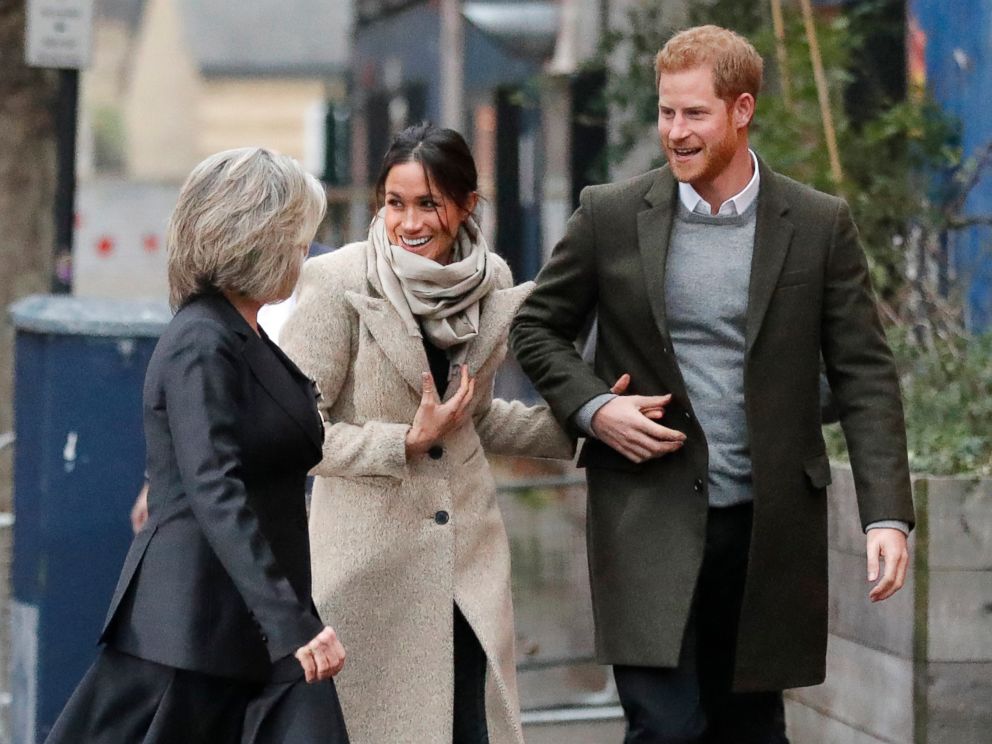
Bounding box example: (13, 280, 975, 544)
(636, 170, 678, 342)
(348, 281, 533, 397)
(462, 282, 534, 376)
(241, 332, 323, 453)
(346, 291, 428, 393)
(745, 162, 795, 353)
(200, 294, 322, 453)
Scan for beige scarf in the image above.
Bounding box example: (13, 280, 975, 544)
(367, 210, 496, 374)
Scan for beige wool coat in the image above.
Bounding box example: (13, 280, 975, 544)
(281, 240, 573, 744)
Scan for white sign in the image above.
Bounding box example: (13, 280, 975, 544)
(25, 0, 94, 69)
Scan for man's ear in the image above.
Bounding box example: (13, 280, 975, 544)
(733, 93, 756, 129)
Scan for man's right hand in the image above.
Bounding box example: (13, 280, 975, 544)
(593, 374, 686, 463)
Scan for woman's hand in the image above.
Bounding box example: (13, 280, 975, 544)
(295, 626, 346, 683)
(130, 482, 149, 534)
(405, 365, 476, 457)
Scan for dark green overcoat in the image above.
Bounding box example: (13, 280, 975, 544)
(509, 159, 915, 691)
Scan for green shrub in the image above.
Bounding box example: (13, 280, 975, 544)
(827, 331, 992, 476)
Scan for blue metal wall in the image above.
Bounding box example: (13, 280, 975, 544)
(911, 0, 992, 331)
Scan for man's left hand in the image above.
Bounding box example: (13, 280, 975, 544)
(866, 528, 909, 602)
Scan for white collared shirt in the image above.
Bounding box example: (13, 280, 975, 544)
(678, 150, 760, 216)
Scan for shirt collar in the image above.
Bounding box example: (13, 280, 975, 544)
(678, 150, 760, 217)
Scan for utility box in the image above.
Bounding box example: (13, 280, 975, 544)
(7, 295, 170, 743)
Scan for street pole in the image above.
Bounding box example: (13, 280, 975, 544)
(439, 0, 464, 130)
(52, 67, 77, 294)
(24, 0, 92, 294)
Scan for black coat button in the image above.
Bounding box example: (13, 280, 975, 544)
(428, 445, 444, 460)
(435, 510, 449, 525)
(693, 479, 704, 492)
(260, 633, 268, 643)
(683, 411, 692, 421)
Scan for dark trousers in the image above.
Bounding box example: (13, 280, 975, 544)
(453, 603, 490, 744)
(614, 503, 789, 744)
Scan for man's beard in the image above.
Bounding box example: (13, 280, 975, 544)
(666, 120, 739, 186)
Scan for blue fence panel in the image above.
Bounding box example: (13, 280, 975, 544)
(912, 0, 992, 331)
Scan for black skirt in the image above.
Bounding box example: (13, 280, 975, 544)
(44, 647, 349, 744)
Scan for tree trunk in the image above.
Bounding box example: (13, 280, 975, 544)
(0, 0, 58, 512)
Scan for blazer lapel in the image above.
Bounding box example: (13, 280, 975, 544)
(345, 291, 428, 393)
(636, 170, 678, 342)
(745, 163, 795, 353)
(462, 282, 534, 376)
(242, 334, 323, 453)
(204, 294, 322, 452)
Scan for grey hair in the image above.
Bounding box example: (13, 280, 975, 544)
(167, 147, 327, 310)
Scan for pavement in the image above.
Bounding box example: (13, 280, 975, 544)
(524, 719, 626, 743)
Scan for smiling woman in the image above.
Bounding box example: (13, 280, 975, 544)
(280, 123, 575, 744)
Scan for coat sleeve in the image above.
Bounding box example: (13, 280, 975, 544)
(162, 319, 323, 661)
(281, 257, 410, 479)
(820, 200, 915, 530)
(509, 187, 613, 434)
(474, 397, 575, 459)
(473, 255, 575, 459)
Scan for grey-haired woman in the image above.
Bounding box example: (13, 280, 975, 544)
(45, 148, 349, 744)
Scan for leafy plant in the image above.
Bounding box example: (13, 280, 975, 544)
(826, 329, 992, 475)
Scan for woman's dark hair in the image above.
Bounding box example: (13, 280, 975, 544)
(375, 122, 479, 221)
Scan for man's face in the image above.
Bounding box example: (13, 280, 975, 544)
(657, 65, 748, 189)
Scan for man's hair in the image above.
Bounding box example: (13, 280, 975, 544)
(167, 147, 327, 310)
(655, 25, 764, 103)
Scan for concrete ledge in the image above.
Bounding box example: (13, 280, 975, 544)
(788, 634, 913, 744)
(788, 465, 992, 744)
(924, 476, 992, 570)
(828, 548, 914, 657)
(785, 698, 896, 744)
(923, 662, 992, 741)
(926, 570, 992, 661)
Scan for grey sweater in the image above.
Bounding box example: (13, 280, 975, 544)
(664, 200, 758, 507)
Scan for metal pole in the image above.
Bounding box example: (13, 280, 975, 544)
(52, 67, 78, 294)
(439, 0, 464, 130)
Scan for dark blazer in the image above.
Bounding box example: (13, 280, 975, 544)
(510, 159, 915, 691)
(101, 292, 325, 681)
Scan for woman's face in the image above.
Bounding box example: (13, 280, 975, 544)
(383, 160, 475, 264)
